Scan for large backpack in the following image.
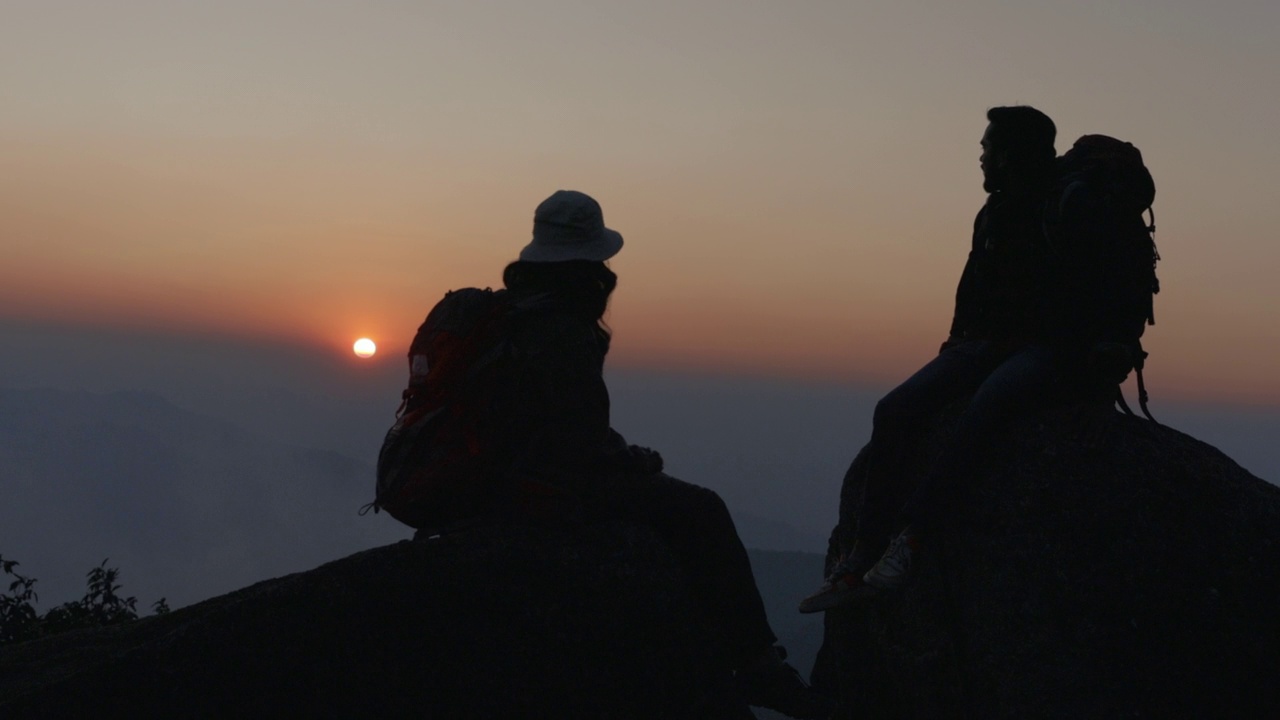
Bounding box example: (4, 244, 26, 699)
(367, 288, 523, 530)
(1045, 134, 1161, 420)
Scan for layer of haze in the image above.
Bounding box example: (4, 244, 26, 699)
(3, 0, 1279, 403)
(2, 317, 1276, 612)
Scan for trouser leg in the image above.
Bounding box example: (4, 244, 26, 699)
(901, 344, 1062, 529)
(856, 342, 997, 548)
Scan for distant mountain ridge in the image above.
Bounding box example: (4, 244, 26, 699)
(0, 386, 405, 610)
(0, 386, 827, 614)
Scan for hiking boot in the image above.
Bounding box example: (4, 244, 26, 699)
(797, 545, 876, 614)
(735, 645, 837, 719)
(861, 525, 921, 593)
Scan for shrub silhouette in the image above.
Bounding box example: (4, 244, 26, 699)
(0, 554, 166, 646)
(0, 556, 39, 646)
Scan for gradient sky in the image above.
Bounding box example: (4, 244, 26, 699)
(3, 0, 1278, 403)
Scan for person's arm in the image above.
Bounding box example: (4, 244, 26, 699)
(946, 207, 988, 350)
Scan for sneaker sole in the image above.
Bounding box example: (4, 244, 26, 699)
(797, 583, 876, 613)
(862, 571, 908, 592)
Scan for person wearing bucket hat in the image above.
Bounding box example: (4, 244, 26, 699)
(460, 190, 835, 718)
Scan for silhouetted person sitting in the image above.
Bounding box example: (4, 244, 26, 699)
(400, 190, 834, 718)
(801, 106, 1087, 613)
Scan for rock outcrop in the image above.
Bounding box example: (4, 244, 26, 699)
(813, 402, 1280, 719)
(0, 522, 746, 719)
(8, 400, 1276, 719)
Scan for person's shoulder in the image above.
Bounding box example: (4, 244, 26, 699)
(509, 304, 600, 354)
(972, 200, 992, 230)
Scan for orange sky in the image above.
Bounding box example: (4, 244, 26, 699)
(3, 1, 1279, 405)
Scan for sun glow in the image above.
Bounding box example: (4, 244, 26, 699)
(353, 338, 377, 358)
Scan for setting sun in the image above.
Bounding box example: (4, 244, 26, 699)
(353, 338, 377, 358)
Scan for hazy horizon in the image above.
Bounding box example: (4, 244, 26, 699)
(3, 316, 1277, 614)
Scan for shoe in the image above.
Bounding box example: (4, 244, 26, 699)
(861, 525, 920, 593)
(797, 547, 875, 614)
(735, 645, 837, 719)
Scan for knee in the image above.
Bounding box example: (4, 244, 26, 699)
(646, 474, 730, 518)
(681, 484, 735, 529)
(693, 484, 730, 517)
(872, 394, 913, 433)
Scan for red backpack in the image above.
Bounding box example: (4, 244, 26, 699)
(368, 288, 522, 530)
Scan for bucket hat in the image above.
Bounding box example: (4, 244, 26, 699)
(518, 190, 624, 262)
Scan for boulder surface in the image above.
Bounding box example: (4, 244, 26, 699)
(813, 403, 1280, 719)
(0, 522, 746, 719)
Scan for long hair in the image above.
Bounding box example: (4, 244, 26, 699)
(502, 260, 617, 350)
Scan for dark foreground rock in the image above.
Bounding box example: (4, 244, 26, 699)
(813, 402, 1280, 719)
(0, 522, 749, 719)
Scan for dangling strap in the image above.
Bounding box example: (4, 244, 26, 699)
(394, 387, 413, 419)
(1146, 206, 1160, 326)
(1115, 386, 1135, 417)
(1136, 368, 1157, 424)
(1115, 370, 1158, 424)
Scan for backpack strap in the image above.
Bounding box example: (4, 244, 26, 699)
(1114, 346, 1158, 425)
(1135, 367, 1156, 424)
(1144, 205, 1160, 325)
(1115, 386, 1135, 418)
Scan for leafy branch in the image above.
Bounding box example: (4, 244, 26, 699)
(0, 554, 168, 647)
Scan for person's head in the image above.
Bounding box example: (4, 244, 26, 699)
(517, 190, 623, 263)
(505, 190, 622, 339)
(980, 106, 1057, 193)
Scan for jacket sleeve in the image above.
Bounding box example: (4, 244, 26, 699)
(948, 208, 987, 341)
